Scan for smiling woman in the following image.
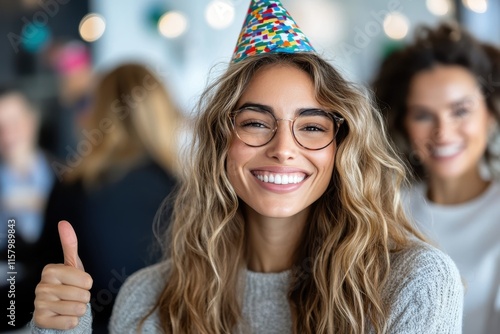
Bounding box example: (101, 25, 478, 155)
(31, 1, 464, 334)
(404, 65, 493, 183)
(227, 64, 337, 223)
(372, 22, 500, 334)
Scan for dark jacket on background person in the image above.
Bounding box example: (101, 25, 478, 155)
(40, 159, 176, 333)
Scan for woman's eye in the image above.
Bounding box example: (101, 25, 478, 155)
(301, 125, 325, 132)
(241, 121, 268, 128)
(453, 107, 470, 118)
(412, 112, 433, 122)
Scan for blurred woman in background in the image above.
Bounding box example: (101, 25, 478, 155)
(372, 22, 500, 334)
(40, 63, 184, 333)
(0, 86, 55, 331)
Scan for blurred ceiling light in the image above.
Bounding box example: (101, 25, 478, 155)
(158, 11, 188, 38)
(79, 13, 106, 42)
(383, 12, 409, 40)
(462, 0, 488, 13)
(289, 0, 346, 47)
(426, 0, 453, 16)
(205, 0, 235, 30)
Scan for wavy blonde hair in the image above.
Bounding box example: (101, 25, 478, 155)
(66, 63, 183, 186)
(145, 53, 425, 333)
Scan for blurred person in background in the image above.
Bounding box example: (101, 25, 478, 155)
(372, 22, 500, 334)
(50, 41, 94, 150)
(40, 63, 184, 333)
(0, 86, 55, 331)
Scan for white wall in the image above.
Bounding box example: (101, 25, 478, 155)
(462, 0, 500, 46)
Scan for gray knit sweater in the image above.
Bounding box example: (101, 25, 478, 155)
(31, 242, 463, 333)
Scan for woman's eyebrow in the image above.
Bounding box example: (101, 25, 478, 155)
(299, 108, 329, 116)
(449, 96, 474, 108)
(237, 102, 273, 112)
(407, 97, 474, 114)
(238, 103, 328, 116)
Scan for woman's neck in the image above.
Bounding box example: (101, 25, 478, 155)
(427, 170, 491, 205)
(245, 206, 308, 273)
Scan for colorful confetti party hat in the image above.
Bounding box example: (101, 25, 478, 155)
(232, 0, 315, 63)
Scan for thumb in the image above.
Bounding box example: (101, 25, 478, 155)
(58, 220, 85, 271)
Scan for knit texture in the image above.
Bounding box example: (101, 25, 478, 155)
(30, 241, 463, 333)
(30, 303, 93, 334)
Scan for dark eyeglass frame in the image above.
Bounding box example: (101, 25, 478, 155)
(230, 106, 345, 150)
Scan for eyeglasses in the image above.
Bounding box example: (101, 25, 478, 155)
(230, 106, 344, 150)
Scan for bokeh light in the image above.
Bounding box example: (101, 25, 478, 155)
(21, 24, 51, 53)
(462, 0, 488, 13)
(79, 13, 106, 42)
(158, 11, 188, 38)
(426, 0, 453, 16)
(289, 0, 346, 47)
(205, 0, 235, 30)
(383, 12, 410, 40)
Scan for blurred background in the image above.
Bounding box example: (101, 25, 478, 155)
(1, 0, 499, 159)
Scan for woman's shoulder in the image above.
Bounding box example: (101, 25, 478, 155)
(388, 240, 463, 293)
(486, 180, 500, 199)
(384, 241, 464, 333)
(389, 240, 459, 277)
(109, 260, 172, 332)
(119, 260, 171, 292)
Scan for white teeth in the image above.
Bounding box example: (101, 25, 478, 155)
(254, 172, 306, 185)
(432, 144, 463, 158)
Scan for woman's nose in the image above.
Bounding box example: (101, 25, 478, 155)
(265, 119, 298, 162)
(433, 116, 456, 141)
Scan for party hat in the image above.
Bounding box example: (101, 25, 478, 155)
(232, 0, 315, 63)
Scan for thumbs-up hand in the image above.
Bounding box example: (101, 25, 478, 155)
(33, 221, 93, 330)
(58, 220, 85, 270)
